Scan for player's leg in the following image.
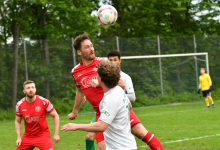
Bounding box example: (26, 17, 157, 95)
(34, 134, 54, 150)
(85, 114, 96, 150)
(16, 137, 34, 150)
(207, 95, 215, 108)
(130, 110, 164, 150)
(95, 114, 106, 150)
(203, 91, 210, 108)
(95, 132, 106, 150)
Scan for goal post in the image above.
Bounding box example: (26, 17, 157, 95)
(80, 52, 209, 114)
(120, 52, 209, 97)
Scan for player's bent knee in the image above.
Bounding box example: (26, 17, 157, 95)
(86, 132, 96, 140)
(97, 141, 106, 150)
(131, 123, 148, 139)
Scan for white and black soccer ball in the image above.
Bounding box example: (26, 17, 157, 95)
(97, 5, 118, 26)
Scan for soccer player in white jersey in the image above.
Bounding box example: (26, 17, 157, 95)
(62, 61, 137, 150)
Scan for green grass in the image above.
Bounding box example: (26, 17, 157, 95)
(0, 100, 219, 150)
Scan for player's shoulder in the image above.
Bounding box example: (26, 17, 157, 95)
(121, 71, 131, 79)
(16, 97, 26, 107)
(37, 95, 50, 103)
(71, 63, 81, 74)
(95, 57, 103, 61)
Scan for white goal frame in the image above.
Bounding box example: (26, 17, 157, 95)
(120, 52, 209, 96)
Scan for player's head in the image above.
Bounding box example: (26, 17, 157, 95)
(200, 68, 206, 74)
(73, 33, 95, 61)
(23, 80, 36, 98)
(107, 50, 121, 66)
(97, 60, 120, 88)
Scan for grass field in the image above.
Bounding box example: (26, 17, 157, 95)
(0, 100, 219, 150)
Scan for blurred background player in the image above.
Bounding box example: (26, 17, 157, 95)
(62, 61, 137, 150)
(68, 33, 125, 150)
(198, 68, 215, 108)
(15, 80, 60, 150)
(85, 50, 164, 150)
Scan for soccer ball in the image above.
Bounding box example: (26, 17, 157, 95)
(97, 5, 118, 26)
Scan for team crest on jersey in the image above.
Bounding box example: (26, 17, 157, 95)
(92, 67, 98, 72)
(35, 106, 41, 112)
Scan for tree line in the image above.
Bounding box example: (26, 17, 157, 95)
(1, 0, 220, 110)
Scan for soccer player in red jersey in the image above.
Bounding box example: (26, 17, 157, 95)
(15, 80, 60, 150)
(68, 33, 163, 150)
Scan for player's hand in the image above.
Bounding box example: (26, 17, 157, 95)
(209, 86, 212, 91)
(53, 134, 60, 143)
(68, 112, 77, 120)
(90, 79, 99, 88)
(16, 138, 22, 147)
(129, 102, 132, 110)
(197, 89, 200, 94)
(82, 96, 87, 103)
(61, 123, 78, 131)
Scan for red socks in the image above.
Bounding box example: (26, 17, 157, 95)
(142, 132, 164, 150)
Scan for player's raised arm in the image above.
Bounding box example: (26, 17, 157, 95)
(15, 116, 22, 147)
(49, 109, 60, 143)
(68, 87, 84, 120)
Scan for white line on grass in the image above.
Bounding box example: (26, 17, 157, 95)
(138, 134, 220, 148)
(137, 108, 201, 117)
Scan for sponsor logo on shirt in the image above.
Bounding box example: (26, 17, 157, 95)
(35, 106, 41, 112)
(101, 110, 110, 116)
(25, 115, 41, 123)
(92, 67, 98, 72)
(81, 76, 98, 88)
(22, 109, 27, 111)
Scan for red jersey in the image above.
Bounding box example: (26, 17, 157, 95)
(71, 57, 104, 113)
(16, 95, 54, 138)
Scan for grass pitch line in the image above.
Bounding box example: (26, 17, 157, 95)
(138, 134, 220, 148)
(138, 108, 201, 117)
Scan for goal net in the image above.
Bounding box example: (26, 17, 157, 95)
(80, 53, 208, 113)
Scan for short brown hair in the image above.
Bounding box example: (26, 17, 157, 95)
(97, 60, 120, 88)
(23, 80, 35, 88)
(73, 33, 90, 50)
(200, 68, 205, 70)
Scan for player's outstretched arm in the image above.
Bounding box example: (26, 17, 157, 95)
(61, 120, 109, 132)
(49, 109, 60, 143)
(68, 87, 84, 120)
(15, 116, 22, 147)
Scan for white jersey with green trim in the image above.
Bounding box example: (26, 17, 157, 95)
(120, 71, 134, 94)
(99, 86, 137, 150)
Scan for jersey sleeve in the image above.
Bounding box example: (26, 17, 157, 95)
(15, 104, 22, 117)
(208, 74, 212, 85)
(72, 74, 80, 88)
(125, 76, 135, 94)
(45, 100, 54, 113)
(99, 99, 118, 124)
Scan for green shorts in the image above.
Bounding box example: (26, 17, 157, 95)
(90, 114, 96, 123)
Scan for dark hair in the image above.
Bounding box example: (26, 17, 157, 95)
(107, 50, 121, 60)
(73, 33, 90, 50)
(23, 80, 35, 89)
(97, 60, 120, 88)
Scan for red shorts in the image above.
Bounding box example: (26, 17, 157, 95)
(16, 133, 54, 150)
(95, 110, 141, 143)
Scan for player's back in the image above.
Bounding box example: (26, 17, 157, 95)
(99, 86, 137, 150)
